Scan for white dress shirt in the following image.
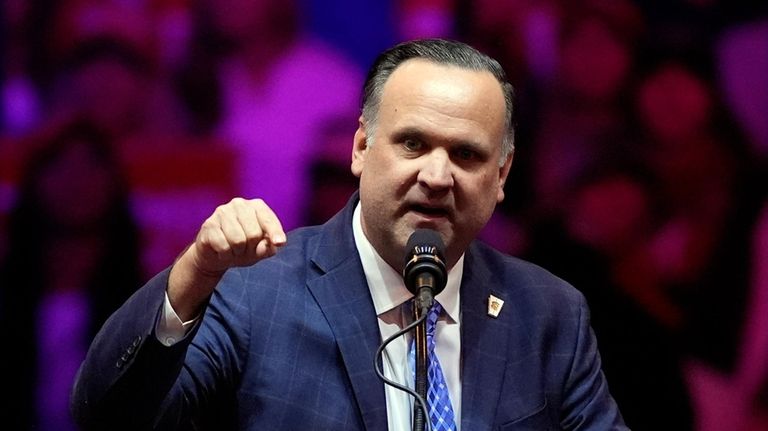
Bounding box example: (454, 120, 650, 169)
(156, 202, 464, 430)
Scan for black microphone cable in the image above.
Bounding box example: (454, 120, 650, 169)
(373, 310, 433, 431)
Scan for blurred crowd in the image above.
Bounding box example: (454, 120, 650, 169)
(0, 0, 766, 430)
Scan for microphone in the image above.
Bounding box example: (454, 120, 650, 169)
(403, 229, 447, 312)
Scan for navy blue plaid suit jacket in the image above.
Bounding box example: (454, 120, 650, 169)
(71, 193, 627, 430)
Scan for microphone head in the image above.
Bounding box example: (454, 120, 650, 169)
(403, 229, 447, 296)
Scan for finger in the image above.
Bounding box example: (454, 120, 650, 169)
(216, 204, 248, 256)
(197, 218, 231, 266)
(255, 237, 280, 259)
(233, 198, 264, 252)
(250, 199, 286, 246)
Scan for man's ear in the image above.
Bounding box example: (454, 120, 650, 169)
(351, 116, 368, 178)
(496, 151, 514, 203)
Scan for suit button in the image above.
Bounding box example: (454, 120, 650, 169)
(132, 336, 142, 347)
(116, 360, 124, 369)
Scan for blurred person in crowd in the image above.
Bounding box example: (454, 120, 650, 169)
(1, 0, 194, 143)
(682, 177, 768, 431)
(176, 0, 362, 230)
(715, 17, 768, 160)
(0, 118, 143, 430)
(303, 113, 360, 226)
(49, 34, 190, 147)
(525, 164, 694, 430)
(630, 52, 762, 373)
(52, 36, 153, 138)
(528, 0, 643, 223)
(741, 196, 768, 431)
(460, 0, 557, 86)
(0, 0, 43, 136)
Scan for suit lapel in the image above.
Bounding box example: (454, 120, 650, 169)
(459, 245, 510, 431)
(306, 195, 388, 431)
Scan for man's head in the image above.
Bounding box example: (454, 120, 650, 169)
(361, 39, 515, 164)
(351, 39, 515, 272)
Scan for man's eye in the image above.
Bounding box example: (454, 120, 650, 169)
(456, 148, 475, 160)
(404, 139, 423, 151)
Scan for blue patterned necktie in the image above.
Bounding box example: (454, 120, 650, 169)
(409, 302, 457, 431)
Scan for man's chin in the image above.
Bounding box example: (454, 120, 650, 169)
(398, 220, 454, 249)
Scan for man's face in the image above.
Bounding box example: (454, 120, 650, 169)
(352, 59, 512, 272)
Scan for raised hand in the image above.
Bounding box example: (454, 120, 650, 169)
(168, 198, 286, 320)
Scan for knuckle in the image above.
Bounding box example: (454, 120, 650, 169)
(231, 236, 247, 248)
(201, 217, 217, 228)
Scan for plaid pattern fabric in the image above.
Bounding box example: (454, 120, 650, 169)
(409, 302, 457, 431)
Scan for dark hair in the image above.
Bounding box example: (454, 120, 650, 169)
(361, 38, 515, 163)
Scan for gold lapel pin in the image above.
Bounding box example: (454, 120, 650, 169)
(487, 295, 504, 318)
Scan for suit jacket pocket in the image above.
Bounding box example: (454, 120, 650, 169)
(498, 397, 551, 431)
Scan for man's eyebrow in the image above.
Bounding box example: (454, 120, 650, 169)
(391, 127, 484, 150)
(391, 127, 427, 143)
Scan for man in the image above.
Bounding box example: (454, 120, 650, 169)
(71, 39, 627, 430)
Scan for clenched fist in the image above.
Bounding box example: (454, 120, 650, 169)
(168, 198, 286, 320)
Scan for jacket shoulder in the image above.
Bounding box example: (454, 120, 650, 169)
(468, 241, 587, 311)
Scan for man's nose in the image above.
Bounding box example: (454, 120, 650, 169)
(417, 150, 454, 190)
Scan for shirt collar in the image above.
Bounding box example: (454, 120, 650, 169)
(352, 202, 463, 323)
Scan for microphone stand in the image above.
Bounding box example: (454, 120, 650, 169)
(412, 280, 435, 431)
(412, 300, 428, 431)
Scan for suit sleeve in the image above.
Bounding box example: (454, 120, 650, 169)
(70, 267, 249, 430)
(559, 294, 629, 430)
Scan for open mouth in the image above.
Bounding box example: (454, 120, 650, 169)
(410, 204, 450, 218)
